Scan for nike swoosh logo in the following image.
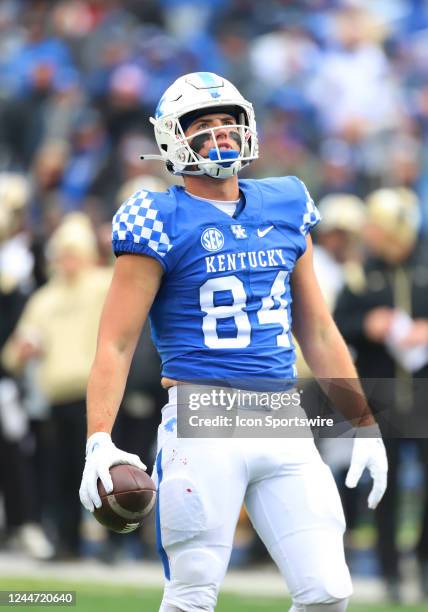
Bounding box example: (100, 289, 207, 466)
(257, 225, 274, 238)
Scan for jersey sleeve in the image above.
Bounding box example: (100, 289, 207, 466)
(112, 189, 173, 270)
(292, 177, 321, 237)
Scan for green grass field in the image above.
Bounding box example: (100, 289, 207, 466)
(0, 579, 426, 611)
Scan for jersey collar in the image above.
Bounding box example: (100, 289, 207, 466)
(177, 180, 261, 222)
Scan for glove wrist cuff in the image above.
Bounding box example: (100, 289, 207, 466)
(86, 432, 112, 456)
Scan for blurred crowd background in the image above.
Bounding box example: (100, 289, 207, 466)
(1, 0, 428, 606)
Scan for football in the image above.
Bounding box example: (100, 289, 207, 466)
(93, 464, 157, 533)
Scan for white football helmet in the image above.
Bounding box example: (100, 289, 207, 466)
(141, 72, 258, 179)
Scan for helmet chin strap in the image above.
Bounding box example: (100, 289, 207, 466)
(202, 150, 241, 179)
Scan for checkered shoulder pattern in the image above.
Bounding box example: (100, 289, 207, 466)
(298, 179, 321, 236)
(112, 190, 172, 258)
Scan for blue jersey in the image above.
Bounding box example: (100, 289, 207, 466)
(112, 177, 320, 385)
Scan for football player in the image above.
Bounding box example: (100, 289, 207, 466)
(79, 72, 388, 612)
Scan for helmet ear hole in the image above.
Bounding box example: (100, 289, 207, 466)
(166, 160, 175, 174)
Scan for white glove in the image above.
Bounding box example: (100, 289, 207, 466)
(79, 432, 147, 512)
(345, 424, 388, 509)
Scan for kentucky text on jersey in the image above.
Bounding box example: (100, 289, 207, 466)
(205, 249, 286, 273)
(112, 176, 321, 383)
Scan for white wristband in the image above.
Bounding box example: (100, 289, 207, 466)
(85, 432, 112, 456)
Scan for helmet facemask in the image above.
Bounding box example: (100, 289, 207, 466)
(162, 109, 256, 179)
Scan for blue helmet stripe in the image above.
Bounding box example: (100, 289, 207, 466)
(197, 72, 222, 98)
(155, 95, 166, 119)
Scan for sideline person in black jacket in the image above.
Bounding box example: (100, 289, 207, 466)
(334, 188, 428, 602)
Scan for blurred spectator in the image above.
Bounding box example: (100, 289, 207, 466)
(309, 6, 401, 141)
(316, 139, 360, 199)
(334, 187, 428, 601)
(0, 173, 34, 294)
(43, 69, 87, 143)
(101, 64, 149, 145)
(161, 0, 226, 43)
(249, 19, 319, 92)
(29, 139, 70, 230)
(0, 172, 53, 560)
(60, 108, 113, 211)
(215, 27, 252, 95)
(0, 5, 75, 167)
(251, 95, 320, 185)
(314, 193, 367, 311)
(8, 6, 74, 98)
(3, 213, 112, 559)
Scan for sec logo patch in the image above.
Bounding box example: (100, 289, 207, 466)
(201, 227, 224, 252)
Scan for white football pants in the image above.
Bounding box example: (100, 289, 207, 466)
(153, 388, 352, 612)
